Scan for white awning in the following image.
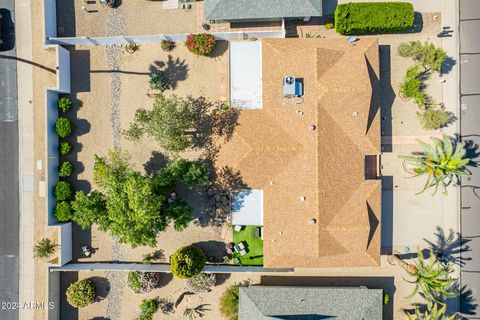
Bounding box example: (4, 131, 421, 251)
(232, 189, 263, 226)
(229, 41, 263, 109)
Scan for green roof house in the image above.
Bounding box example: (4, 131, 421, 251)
(239, 286, 383, 320)
(204, 0, 323, 22)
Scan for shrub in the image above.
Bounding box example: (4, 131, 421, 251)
(59, 141, 73, 155)
(58, 97, 72, 112)
(66, 279, 95, 308)
(185, 33, 216, 56)
(128, 271, 162, 294)
(399, 41, 447, 72)
(417, 108, 450, 130)
(400, 65, 426, 108)
(334, 2, 414, 35)
(59, 161, 74, 177)
(33, 238, 57, 260)
(54, 181, 72, 201)
(55, 201, 73, 222)
(170, 245, 206, 279)
(55, 117, 74, 138)
(383, 293, 390, 305)
(136, 299, 158, 320)
(149, 72, 170, 92)
(220, 285, 239, 320)
(161, 39, 174, 52)
(324, 22, 334, 30)
(71, 190, 107, 229)
(125, 44, 139, 54)
(185, 273, 216, 293)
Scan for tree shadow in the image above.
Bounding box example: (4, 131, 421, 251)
(192, 240, 228, 262)
(143, 151, 170, 176)
(215, 273, 231, 286)
(442, 57, 457, 75)
(459, 285, 478, 316)
(89, 276, 111, 301)
(209, 40, 229, 59)
(424, 226, 472, 266)
(464, 139, 480, 167)
(149, 55, 189, 90)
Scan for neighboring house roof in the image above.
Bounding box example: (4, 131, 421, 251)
(239, 286, 383, 320)
(205, 0, 323, 21)
(216, 38, 381, 268)
(232, 189, 264, 226)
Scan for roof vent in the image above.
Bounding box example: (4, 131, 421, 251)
(308, 125, 316, 131)
(300, 196, 306, 201)
(353, 112, 359, 116)
(309, 219, 317, 225)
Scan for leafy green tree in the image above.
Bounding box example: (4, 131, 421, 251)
(58, 97, 72, 112)
(220, 285, 240, 320)
(389, 250, 457, 304)
(153, 159, 209, 194)
(171, 245, 206, 279)
(55, 201, 73, 222)
(124, 94, 196, 153)
(70, 191, 107, 229)
(33, 238, 58, 260)
(399, 135, 471, 195)
(54, 181, 72, 200)
(59, 161, 73, 177)
(55, 117, 74, 138)
(66, 279, 95, 308)
(163, 199, 193, 231)
(59, 141, 73, 155)
(407, 303, 457, 320)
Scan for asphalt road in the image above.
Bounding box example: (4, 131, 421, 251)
(460, 0, 480, 318)
(0, 0, 19, 319)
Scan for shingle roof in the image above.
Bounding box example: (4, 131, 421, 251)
(216, 38, 381, 268)
(205, 0, 323, 21)
(238, 286, 383, 320)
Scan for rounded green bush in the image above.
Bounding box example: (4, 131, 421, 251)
(185, 33, 216, 56)
(58, 97, 72, 112)
(55, 201, 72, 222)
(55, 117, 74, 138)
(66, 279, 95, 308)
(59, 141, 73, 155)
(170, 245, 206, 279)
(54, 181, 72, 201)
(59, 161, 74, 177)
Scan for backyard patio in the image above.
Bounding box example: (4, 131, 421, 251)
(232, 226, 264, 266)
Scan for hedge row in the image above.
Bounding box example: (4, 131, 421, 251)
(334, 2, 415, 35)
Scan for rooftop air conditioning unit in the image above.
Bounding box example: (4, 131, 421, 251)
(283, 76, 304, 98)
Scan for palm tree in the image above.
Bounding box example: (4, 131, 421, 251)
(33, 238, 58, 260)
(388, 250, 458, 304)
(399, 135, 471, 195)
(407, 303, 458, 320)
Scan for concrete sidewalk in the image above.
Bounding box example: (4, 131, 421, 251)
(15, 0, 35, 319)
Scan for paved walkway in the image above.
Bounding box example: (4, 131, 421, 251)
(15, 0, 35, 318)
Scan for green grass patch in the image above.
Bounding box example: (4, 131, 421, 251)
(232, 226, 263, 266)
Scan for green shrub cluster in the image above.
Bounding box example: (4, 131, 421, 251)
(55, 201, 72, 222)
(136, 299, 158, 320)
(398, 41, 447, 72)
(55, 117, 74, 138)
(66, 279, 95, 308)
(334, 2, 414, 35)
(400, 65, 426, 108)
(54, 181, 72, 201)
(417, 108, 450, 130)
(59, 161, 74, 177)
(161, 39, 174, 52)
(220, 285, 240, 320)
(57, 97, 72, 112)
(149, 71, 170, 92)
(59, 142, 72, 155)
(185, 33, 216, 56)
(170, 245, 206, 279)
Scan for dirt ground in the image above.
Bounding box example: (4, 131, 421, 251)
(60, 270, 259, 320)
(56, 0, 199, 37)
(68, 41, 230, 263)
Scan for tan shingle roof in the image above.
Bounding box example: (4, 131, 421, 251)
(216, 38, 381, 268)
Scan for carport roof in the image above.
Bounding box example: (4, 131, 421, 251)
(205, 0, 323, 21)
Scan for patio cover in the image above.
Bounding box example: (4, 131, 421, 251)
(232, 189, 263, 226)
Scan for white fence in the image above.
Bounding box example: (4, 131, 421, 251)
(47, 30, 286, 46)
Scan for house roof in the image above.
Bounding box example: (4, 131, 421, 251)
(239, 286, 383, 320)
(205, 0, 323, 21)
(216, 38, 381, 268)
